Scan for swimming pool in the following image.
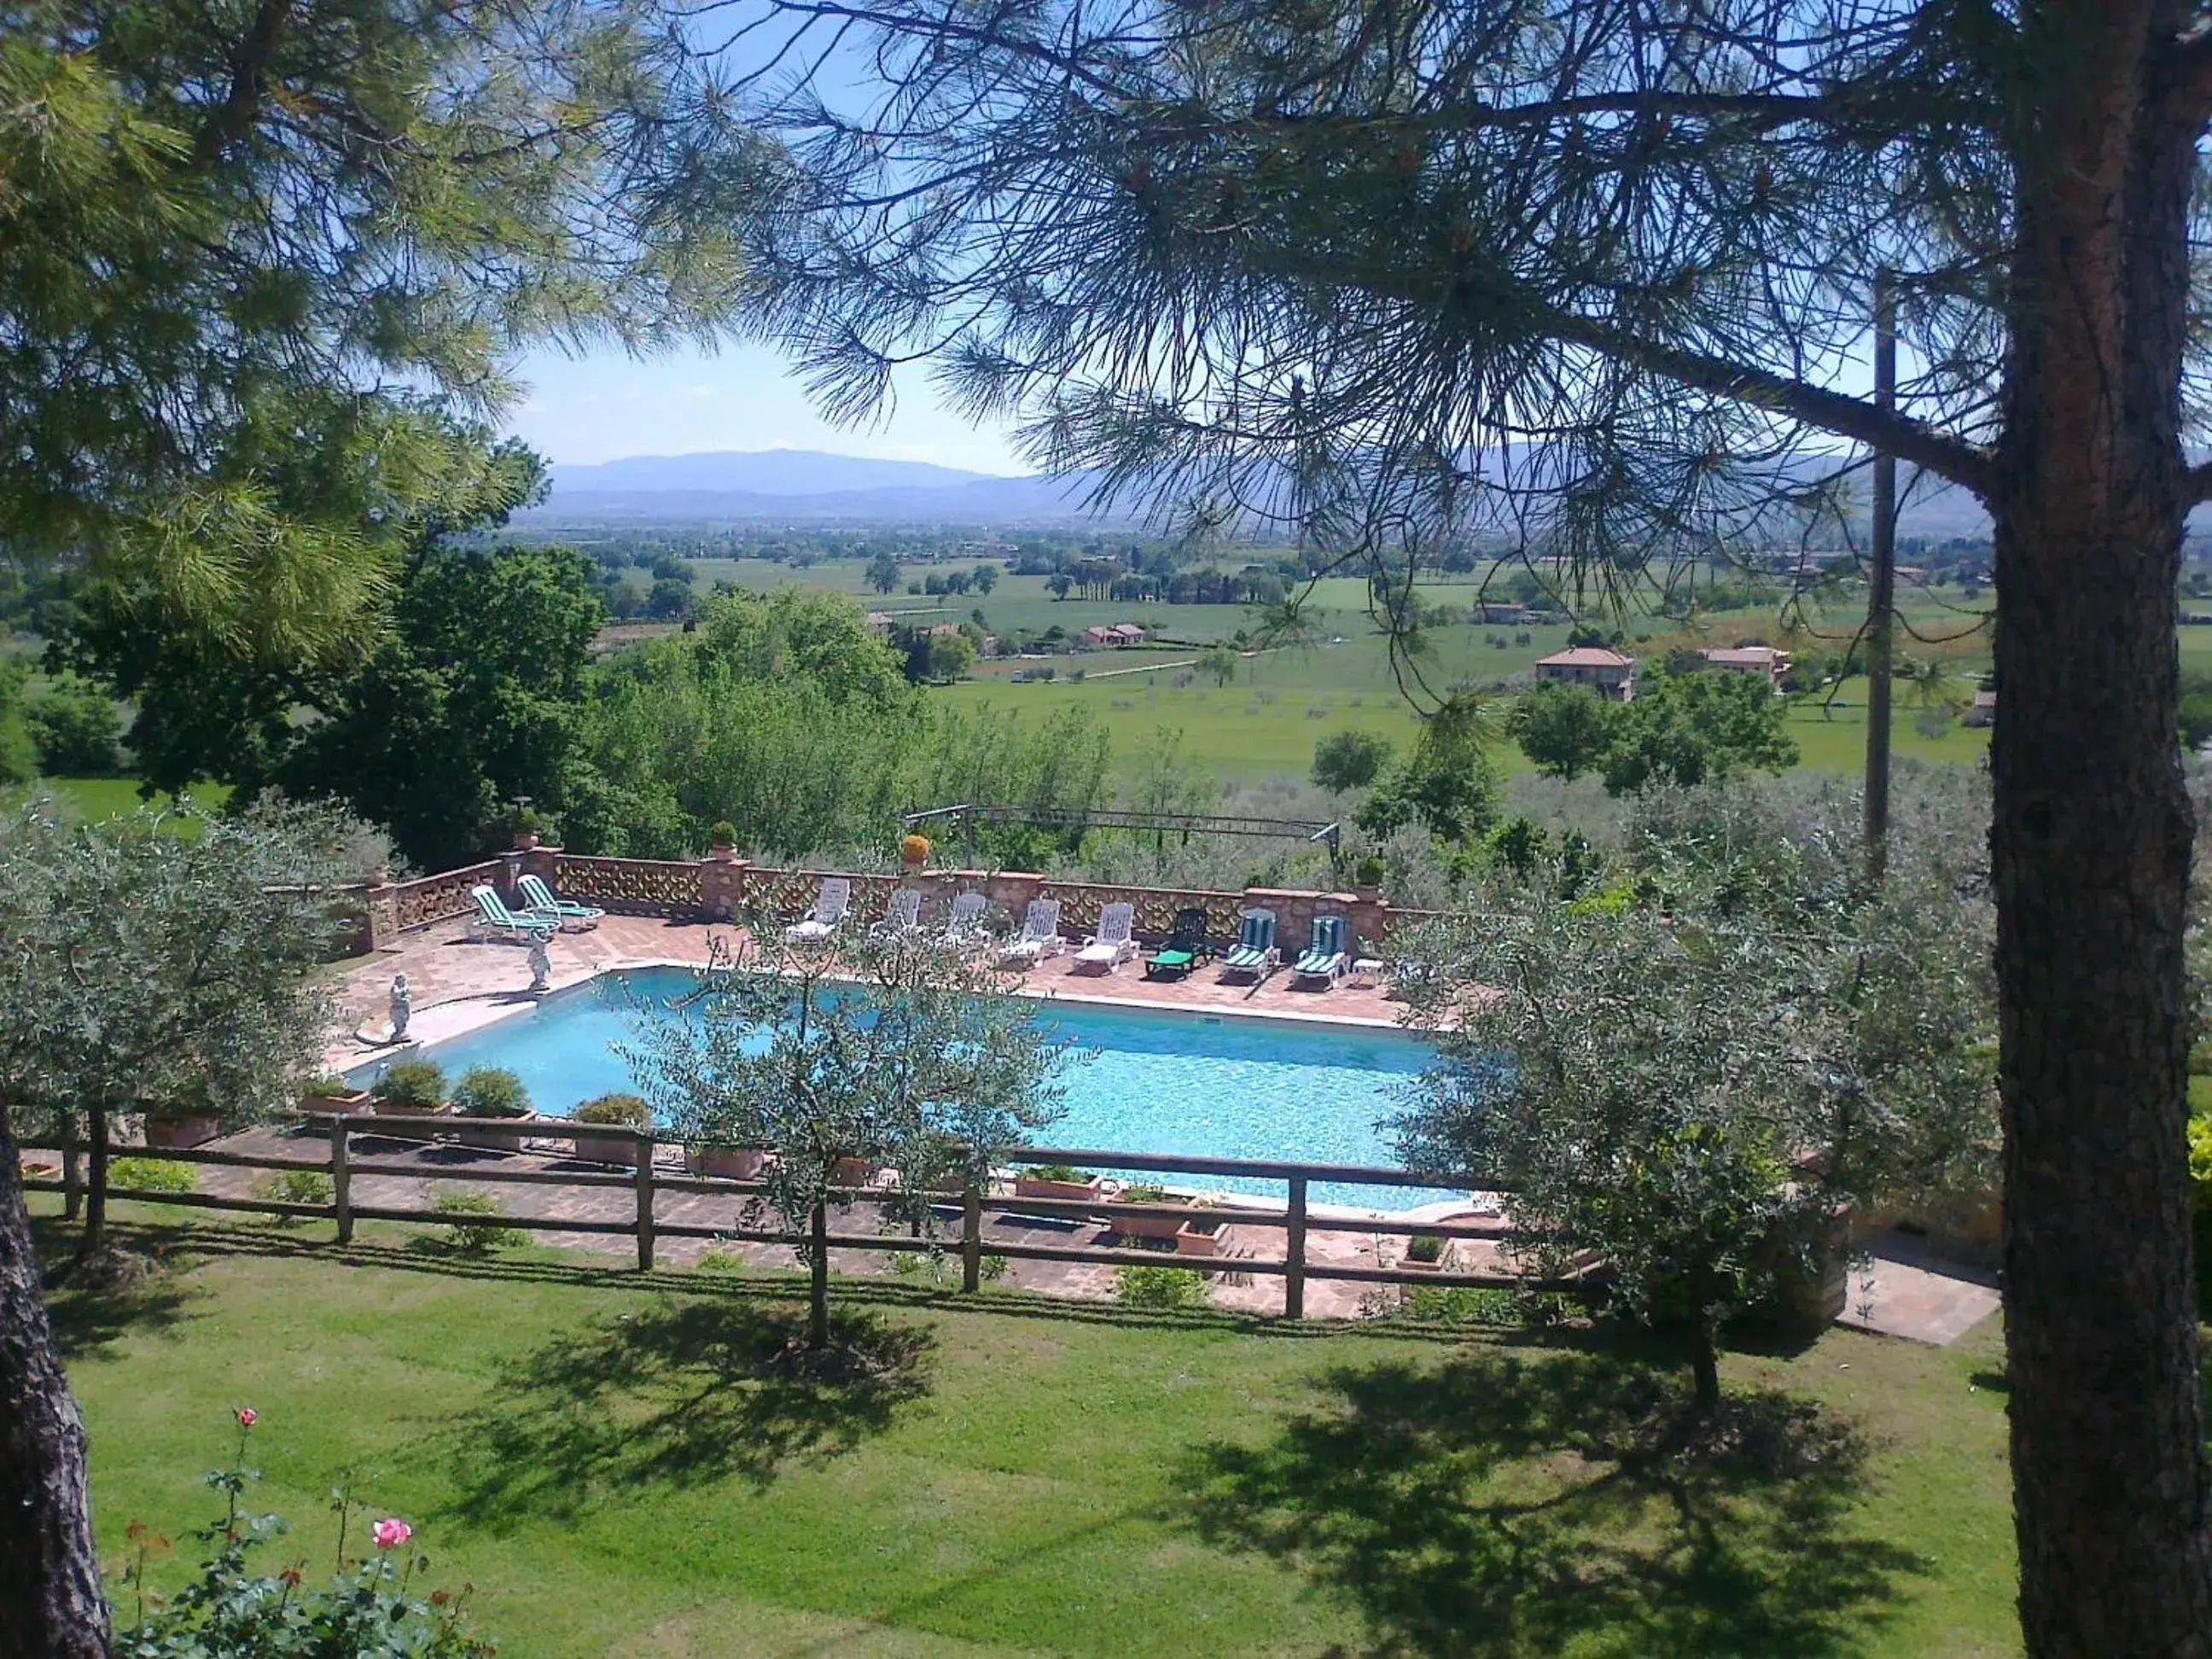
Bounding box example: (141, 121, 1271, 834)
(373, 969, 1451, 1209)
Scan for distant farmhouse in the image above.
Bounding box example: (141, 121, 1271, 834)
(1702, 644, 1792, 691)
(1535, 647, 1637, 702)
(1084, 623, 1147, 648)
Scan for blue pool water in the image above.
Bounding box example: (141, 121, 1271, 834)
(371, 969, 1451, 1209)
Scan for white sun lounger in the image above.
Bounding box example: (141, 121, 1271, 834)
(1073, 902, 1138, 973)
(783, 877, 851, 942)
(870, 887, 923, 939)
(996, 898, 1064, 964)
(941, 891, 987, 941)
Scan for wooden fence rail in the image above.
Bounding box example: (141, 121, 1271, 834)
(20, 1115, 1589, 1316)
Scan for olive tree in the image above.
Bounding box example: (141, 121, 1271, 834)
(626, 914, 1069, 1349)
(1395, 784, 1996, 1411)
(0, 797, 355, 1656)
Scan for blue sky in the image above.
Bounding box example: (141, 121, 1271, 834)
(503, 341, 1026, 474)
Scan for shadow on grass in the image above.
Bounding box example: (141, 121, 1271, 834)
(29, 1213, 200, 1359)
(444, 1298, 935, 1533)
(1175, 1350, 1922, 1658)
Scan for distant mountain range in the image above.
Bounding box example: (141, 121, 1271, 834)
(522, 445, 2023, 538)
(525, 449, 1139, 527)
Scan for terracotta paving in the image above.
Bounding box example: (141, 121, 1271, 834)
(1836, 1229, 2001, 1346)
(323, 914, 1409, 1069)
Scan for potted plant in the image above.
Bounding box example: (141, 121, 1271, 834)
(1353, 856, 1386, 902)
(301, 1073, 370, 1115)
(1173, 1209, 1226, 1257)
(1401, 1232, 1447, 1271)
(510, 804, 543, 850)
(143, 1108, 224, 1150)
(1109, 1182, 1200, 1243)
(1013, 1162, 1103, 1203)
(370, 1059, 449, 1118)
(449, 1067, 536, 1150)
(568, 1091, 652, 1167)
(688, 1143, 767, 1180)
(830, 1154, 879, 1188)
(707, 820, 740, 861)
(899, 832, 931, 870)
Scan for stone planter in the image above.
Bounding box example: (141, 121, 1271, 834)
(1173, 1216, 1225, 1257)
(689, 1145, 767, 1180)
(512, 830, 540, 851)
(1013, 1173, 1103, 1204)
(144, 1114, 222, 1150)
(304, 1089, 370, 1117)
(1399, 1251, 1447, 1272)
(1113, 1198, 1199, 1243)
(569, 1126, 644, 1167)
(373, 1098, 452, 1119)
(455, 1113, 537, 1151)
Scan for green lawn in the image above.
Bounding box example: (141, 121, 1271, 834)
(1, 776, 230, 830)
(43, 1201, 2020, 1657)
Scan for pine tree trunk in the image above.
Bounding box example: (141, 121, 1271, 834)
(0, 1111, 111, 1657)
(1994, 9, 2212, 1650)
(1686, 1303, 1720, 1414)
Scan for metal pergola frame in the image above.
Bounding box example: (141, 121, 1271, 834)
(899, 803, 1342, 871)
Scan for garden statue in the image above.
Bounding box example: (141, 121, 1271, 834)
(388, 974, 411, 1043)
(527, 934, 552, 992)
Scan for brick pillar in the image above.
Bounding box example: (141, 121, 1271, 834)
(699, 854, 748, 920)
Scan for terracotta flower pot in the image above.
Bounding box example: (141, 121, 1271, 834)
(570, 1129, 643, 1167)
(689, 1145, 766, 1180)
(455, 1113, 537, 1150)
(1112, 1202, 1195, 1243)
(1173, 1217, 1225, 1257)
(304, 1089, 370, 1116)
(144, 1114, 222, 1150)
(831, 1155, 876, 1188)
(1013, 1174, 1103, 1204)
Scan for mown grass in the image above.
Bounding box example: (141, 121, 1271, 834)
(41, 1199, 2019, 1658)
(1, 776, 231, 830)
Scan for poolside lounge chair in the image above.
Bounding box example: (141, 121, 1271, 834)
(1073, 902, 1138, 973)
(1289, 914, 1350, 987)
(870, 887, 923, 939)
(996, 898, 1065, 965)
(467, 883, 556, 944)
(1144, 907, 1213, 981)
(940, 890, 987, 943)
(783, 877, 851, 942)
(517, 872, 604, 931)
(1216, 909, 1278, 982)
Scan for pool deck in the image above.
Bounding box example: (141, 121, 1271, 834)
(322, 912, 1413, 1069)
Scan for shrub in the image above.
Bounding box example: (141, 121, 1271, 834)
(1115, 1264, 1208, 1311)
(1354, 855, 1386, 888)
(511, 804, 542, 837)
(433, 1190, 523, 1254)
(2192, 1116, 2212, 1318)
(1401, 1284, 1520, 1324)
(371, 1060, 445, 1110)
(24, 677, 123, 774)
(900, 832, 932, 863)
(253, 1168, 335, 1222)
(979, 1252, 1010, 1283)
(1119, 1183, 1169, 1203)
(708, 819, 738, 847)
(450, 1067, 531, 1119)
(696, 1246, 746, 1273)
(1405, 1232, 1446, 1264)
(302, 1073, 355, 1098)
(573, 1091, 652, 1127)
(110, 1156, 195, 1195)
(1023, 1163, 1088, 1184)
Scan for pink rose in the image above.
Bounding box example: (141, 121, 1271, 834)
(236, 1407, 257, 1429)
(370, 1517, 412, 1551)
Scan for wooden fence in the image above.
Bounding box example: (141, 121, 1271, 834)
(20, 1118, 1588, 1320)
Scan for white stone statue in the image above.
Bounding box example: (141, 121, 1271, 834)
(388, 974, 412, 1043)
(527, 934, 552, 992)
